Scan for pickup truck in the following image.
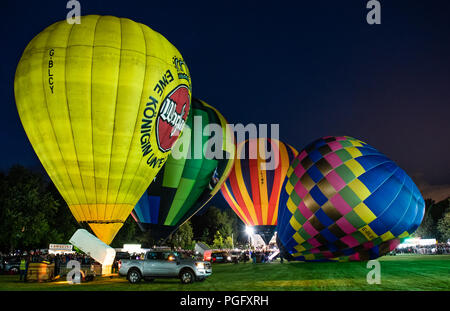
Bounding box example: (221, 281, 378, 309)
(118, 250, 212, 284)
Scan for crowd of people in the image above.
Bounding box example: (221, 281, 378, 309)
(0, 249, 97, 281)
(248, 248, 278, 263)
(392, 243, 450, 255)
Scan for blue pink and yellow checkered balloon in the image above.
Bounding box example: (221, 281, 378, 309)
(277, 136, 425, 261)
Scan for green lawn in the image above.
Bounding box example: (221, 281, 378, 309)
(0, 254, 449, 291)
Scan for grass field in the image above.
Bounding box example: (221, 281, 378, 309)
(0, 255, 448, 291)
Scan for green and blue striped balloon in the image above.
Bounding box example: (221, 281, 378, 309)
(131, 98, 234, 242)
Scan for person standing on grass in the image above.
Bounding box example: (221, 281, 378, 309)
(19, 256, 26, 281)
(54, 254, 61, 276)
(251, 251, 256, 264)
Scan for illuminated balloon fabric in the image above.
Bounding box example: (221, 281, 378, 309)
(14, 15, 192, 244)
(221, 139, 298, 244)
(277, 136, 425, 261)
(131, 98, 235, 241)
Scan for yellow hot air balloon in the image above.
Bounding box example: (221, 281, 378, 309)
(14, 15, 192, 244)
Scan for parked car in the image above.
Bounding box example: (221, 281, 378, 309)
(229, 251, 243, 263)
(210, 251, 232, 263)
(114, 251, 131, 260)
(118, 250, 212, 284)
(2, 257, 21, 274)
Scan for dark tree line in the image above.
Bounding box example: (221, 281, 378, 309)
(413, 198, 450, 242)
(0, 165, 79, 252)
(4, 165, 446, 252)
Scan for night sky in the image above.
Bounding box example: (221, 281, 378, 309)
(1, 1, 449, 202)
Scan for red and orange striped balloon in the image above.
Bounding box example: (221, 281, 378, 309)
(220, 138, 297, 243)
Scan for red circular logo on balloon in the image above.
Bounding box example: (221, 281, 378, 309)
(156, 85, 190, 152)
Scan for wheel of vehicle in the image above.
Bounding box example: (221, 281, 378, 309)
(179, 269, 195, 284)
(127, 269, 142, 284)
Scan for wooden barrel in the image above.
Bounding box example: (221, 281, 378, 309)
(27, 263, 55, 282)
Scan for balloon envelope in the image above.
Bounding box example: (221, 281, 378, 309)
(221, 138, 298, 244)
(131, 98, 235, 242)
(15, 15, 192, 244)
(277, 136, 425, 261)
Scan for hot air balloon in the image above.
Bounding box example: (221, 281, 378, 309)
(14, 15, 192, 244)
(221, 138, 298, 244)
(131, 98, 235, 242)
(277, 136, 425, 261)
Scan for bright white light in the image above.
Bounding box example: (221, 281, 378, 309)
(123, 244, 142, 254)
(398, 238, 437, 248)
(245, 226, 254, 235)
